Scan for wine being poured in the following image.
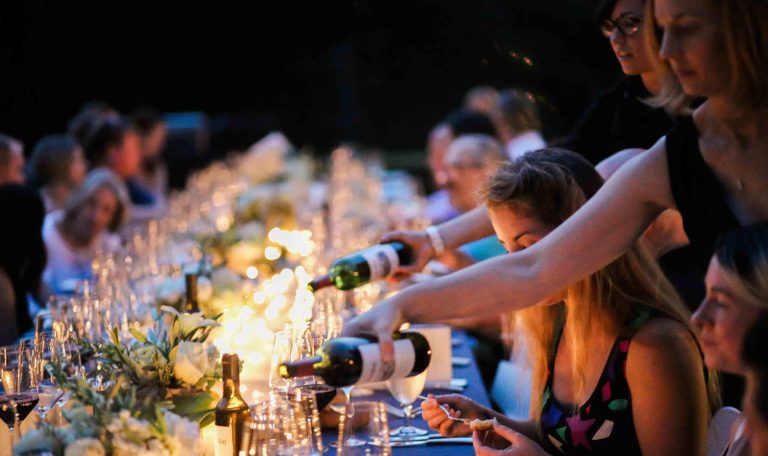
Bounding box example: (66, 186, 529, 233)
(308, 242, 413, 292)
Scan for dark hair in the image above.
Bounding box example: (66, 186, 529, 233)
(130, 107, 164, 137)
(496, 89, 542, 134)
(595, 0, 620, 26)
(446, 110, 498, 139)
(67, 102, 118, 147)
(27, 135, 80, 188)
(743, 310, 768, 422)
(0, 133, 22, 168)
(713, 223, 768, 306)
(82, 116, 132, 168)
(482, 147, 603, 226)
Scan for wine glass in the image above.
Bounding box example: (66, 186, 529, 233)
(242, 397, 312, 455)
(0, 343, 40, 443)
(386, 369, 429, 439)
(269, 325, 317, 394)
(0, 396, 17, 454)
(31, 337, 65, 423)
(336, 401, 391, 455)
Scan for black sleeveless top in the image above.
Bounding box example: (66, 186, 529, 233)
(665, 116, 745, 407)
(665, 116, 741, 273)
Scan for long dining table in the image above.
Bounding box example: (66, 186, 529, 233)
(321, 329, 492, 454)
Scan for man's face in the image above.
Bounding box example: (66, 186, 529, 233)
(443, 142, 495, 213)
(0, 146, 25, 185)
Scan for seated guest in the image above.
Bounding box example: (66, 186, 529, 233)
(130, 107, 168, 200)
(424, 123, 458, 224)
(423, 149, 716, 455)
(491, 89, 546, 160)
(424, 111, 499, 225)
(440, 134, 507, 268)
(83, 115, 158, 212)
(693, 224, 768, 454)
(743, 312, 768, 456)
(43, 169, 128, 295)
(27, 135, 88, 212)
(463, 85, 499, 115)
(0, 184, 46, 344)
(0, 132, 26, 185)
(67, 102, 119, 148)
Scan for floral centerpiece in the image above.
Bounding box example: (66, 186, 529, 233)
(93, 306, 221, 426)
(13, 374, 201, 456)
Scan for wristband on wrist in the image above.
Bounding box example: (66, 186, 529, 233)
(425, 226, 446, 256)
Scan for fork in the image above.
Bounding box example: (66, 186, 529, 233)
(417, 395, 472, 423)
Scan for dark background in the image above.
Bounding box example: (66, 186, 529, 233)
(0, 0, 619, 160)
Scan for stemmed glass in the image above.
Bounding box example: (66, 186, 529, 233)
(1, 343, 40, 446)
(31, 337, 65, 423)
(386, 370, 429, 439)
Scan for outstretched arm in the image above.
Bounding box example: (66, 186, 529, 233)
(343, 139, 676, 339)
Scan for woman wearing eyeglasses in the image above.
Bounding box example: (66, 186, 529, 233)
(561, 0, 673, 167)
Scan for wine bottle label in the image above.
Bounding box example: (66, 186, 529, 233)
(215, 424, 234, 456)
(357, 339, 416, 384)
(361, 244, 400, 280)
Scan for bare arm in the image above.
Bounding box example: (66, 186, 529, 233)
(627, 319, 710, 456)
(343, 139, 677, 338)
(382, 205, 495, 276)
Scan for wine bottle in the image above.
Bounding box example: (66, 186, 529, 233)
(308, 241, 413, 292)
(184, 273, 199, 313)
(215, 354, 249, 456)
(279, 331, 431, 387)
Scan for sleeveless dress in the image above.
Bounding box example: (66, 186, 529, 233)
(665, 116, 744, 407)
(540, 311, 651, 455)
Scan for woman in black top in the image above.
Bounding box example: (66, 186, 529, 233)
(561, 0, 673, 165)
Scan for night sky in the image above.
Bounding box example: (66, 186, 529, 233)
(0, 0, 620, 155)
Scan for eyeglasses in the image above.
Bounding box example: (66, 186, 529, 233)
(600, 14, 643, 38)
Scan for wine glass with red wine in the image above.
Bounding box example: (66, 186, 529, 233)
(1, 343, 40, 447)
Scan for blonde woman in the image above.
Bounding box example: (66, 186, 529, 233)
(42, 169, 129, 294)
(695, 224, 768, 455)
(421, 150, 716, 455)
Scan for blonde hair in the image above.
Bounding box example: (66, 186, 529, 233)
(483, 149, 718, 421)
(63, 168, 130, 232)
(645, 0, 768, 112)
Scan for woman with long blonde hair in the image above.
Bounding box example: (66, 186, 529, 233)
(422, 149, 717, 455)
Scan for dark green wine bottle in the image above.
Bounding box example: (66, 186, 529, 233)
(279, 331, 431, 387)
(308, 241, 413, 292)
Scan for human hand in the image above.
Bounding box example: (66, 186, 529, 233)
(473, 422, 550, 456)
(340, 298, 405, 367)
(380, 229, 435, 279)
(420, 394, 486, 437)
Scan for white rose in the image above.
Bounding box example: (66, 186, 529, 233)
(128, 344, 166, 382)
(64, 438, 105, 456)
(172, 341, 211, 386)
(163, 411, 201, 456)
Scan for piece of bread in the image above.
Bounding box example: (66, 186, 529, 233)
(469, 418, 496, 431)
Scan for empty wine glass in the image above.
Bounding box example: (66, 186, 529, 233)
(31, 338, 65, 423)
(336, 401, 390, 455)
(386, 369, 428, 439)
(242, 397, 311, 455)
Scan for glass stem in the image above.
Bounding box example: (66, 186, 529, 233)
(402, 403, 413, 429)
